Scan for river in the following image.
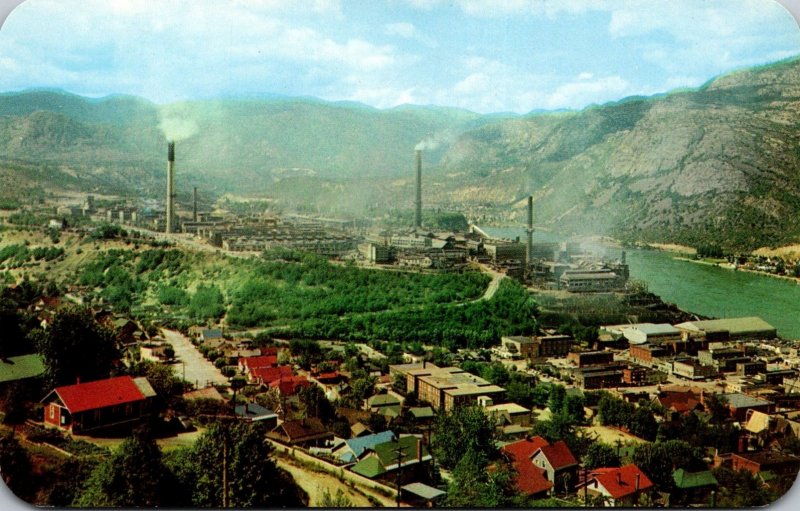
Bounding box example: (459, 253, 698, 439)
(482, 227, 800, 339)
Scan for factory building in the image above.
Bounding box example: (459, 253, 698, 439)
(674, 317, 777, 342)
(560, 269, 624, 292)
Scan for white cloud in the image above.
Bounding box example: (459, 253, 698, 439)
(386, 22, 417, 39)
(544, 75, 630, 110)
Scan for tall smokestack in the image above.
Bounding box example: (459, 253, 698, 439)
(193, 186, 198, 222)
(526, 195, 534, 265)
(415, 149, 422, 230)
(166, 141, 175, 233)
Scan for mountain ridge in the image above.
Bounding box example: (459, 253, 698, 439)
(2, 56, 800, 249)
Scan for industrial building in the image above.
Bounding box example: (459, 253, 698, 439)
(401, 364, 505, 411)
(675, 317, 777, 341)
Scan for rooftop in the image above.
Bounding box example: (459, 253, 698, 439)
(675, 317, 776, 336)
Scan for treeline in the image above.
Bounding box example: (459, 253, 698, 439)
(278, 279, 537, 348)
(226, 256, 489, 327)
(0, 244, 64, 267)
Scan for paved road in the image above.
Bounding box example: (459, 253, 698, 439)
(161, 329, 229, 388)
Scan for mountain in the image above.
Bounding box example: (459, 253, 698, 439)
(0, 90, 488, 200)
(432, 57, 800, 249)
(2, 57, 800, 249)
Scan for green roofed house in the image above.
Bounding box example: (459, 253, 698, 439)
(0, 354, 45, 384)
(673, 468, 718, 489)
(350, 435, 432, 485)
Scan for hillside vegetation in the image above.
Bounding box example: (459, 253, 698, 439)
(4, 56, 800, 248)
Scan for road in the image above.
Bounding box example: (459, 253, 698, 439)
(161, 329, 229, 388)
(477, 264, 505, 301)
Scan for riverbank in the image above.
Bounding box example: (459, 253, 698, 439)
(673, 256, 800, 285)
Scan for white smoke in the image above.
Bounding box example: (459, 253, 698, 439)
(415, 137, 439, 151)
(158, 109, 199, 142)
(415, 129, 455, 151)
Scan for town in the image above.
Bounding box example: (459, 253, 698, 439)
(1, 183, 799, 507)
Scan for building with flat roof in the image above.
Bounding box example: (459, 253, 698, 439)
(406, 365, 505, 410)
(675, 317, 777, 341)
(567, 350, 615, 368)
(603, 323, 681, 345)
(559, 270, 624, 292)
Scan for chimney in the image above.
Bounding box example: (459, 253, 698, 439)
(526, 195, 534, 265)
(635, 473, 640, 491)
(617, 472, 621, 485)
(416, 438, 422, 462)
(193, 187, 198, 222)
(166, 141, 176, 234)
(414, 149, 422, 230)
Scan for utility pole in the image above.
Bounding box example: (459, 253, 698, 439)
(394, 441, 405, 507)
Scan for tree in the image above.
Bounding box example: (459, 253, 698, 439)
(712, 467, 777, 507)
(35, 307, 120, 387)
(445, 447, 520, 507)
(432, 405, 497, 470)
(0, 306, 33, 359)
(547, 384, 566, 413)
(320, 488, 354, 507)
(174, 421, 307, 507)
(75, 430, 176, 507)
(632, 440, 705, 490)
(298, 384, 334, 424)
(583, 442, 621, 470)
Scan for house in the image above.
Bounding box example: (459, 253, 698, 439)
(531, 440, 579, 494)
(672, 468, 718, 504)
(239, 355, 278, 374)
(367, 393, 402, 412)
(41, 376, 157, 434)
(400, 482, 446, 507)
(719, 392, 775, 422)
(268, 417, 333, 447)
(501, 436, 553, 498)
(333, 430, 396, 464)
(654, 387, 705, 416)
(269, 375, 311, 396)
(349, 435, 431, 484)
(578, 464, 654, 507)
(249, 365, 292, 386)
(233, 403, 278, 427)
(199, 328, 224, 343)
(729, 451, 800, 479)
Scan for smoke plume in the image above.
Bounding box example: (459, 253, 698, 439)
(158, 109, 199, 142)
(415, 129, 456, 151)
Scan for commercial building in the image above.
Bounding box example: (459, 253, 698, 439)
(405, 365, 505, 411)
(567, 350, 615, 368)
(603, 323, 682, 345)
(675, 317, 777, 342)
(559, 270, 624, 292)
(672, 360, 717, 380)
(629, 344, 668, 365)
(483, 240, 527, 263)
(573, 366, 624, 389)
(501, 334, 574, 359)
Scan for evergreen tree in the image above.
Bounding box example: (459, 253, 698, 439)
(75, 430, 176, 507)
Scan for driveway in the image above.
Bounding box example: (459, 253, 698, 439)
(161, 329, 229, 388)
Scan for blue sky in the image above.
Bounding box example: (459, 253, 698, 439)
(0, 0, 799, 113)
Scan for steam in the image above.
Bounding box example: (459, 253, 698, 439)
(158, 109, 199, 142)
(415, 129, 455, 151)
(415, 137, 439, 151)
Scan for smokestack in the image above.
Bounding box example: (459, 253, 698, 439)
(526, 195, 534, 265)
(193, 186, 198, 222)
(415, 149, 422, 230)
(166, 141, 176, 234)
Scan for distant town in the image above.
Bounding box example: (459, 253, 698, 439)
(0, 141, 799, 507)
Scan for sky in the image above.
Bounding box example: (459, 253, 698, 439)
(0, 0, 799, 114)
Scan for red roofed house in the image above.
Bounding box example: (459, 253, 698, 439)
(578, 464, 654, 507)
(531, 440, 579, 494)
(41, 376, 157, 434)
(270, 375, 311, 396)
(501, 436, 553, 498)
(239, 355, 278, 374)
(249, 365, 293, 386)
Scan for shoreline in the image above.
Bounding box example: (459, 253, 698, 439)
(673, 255, 800, 285)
